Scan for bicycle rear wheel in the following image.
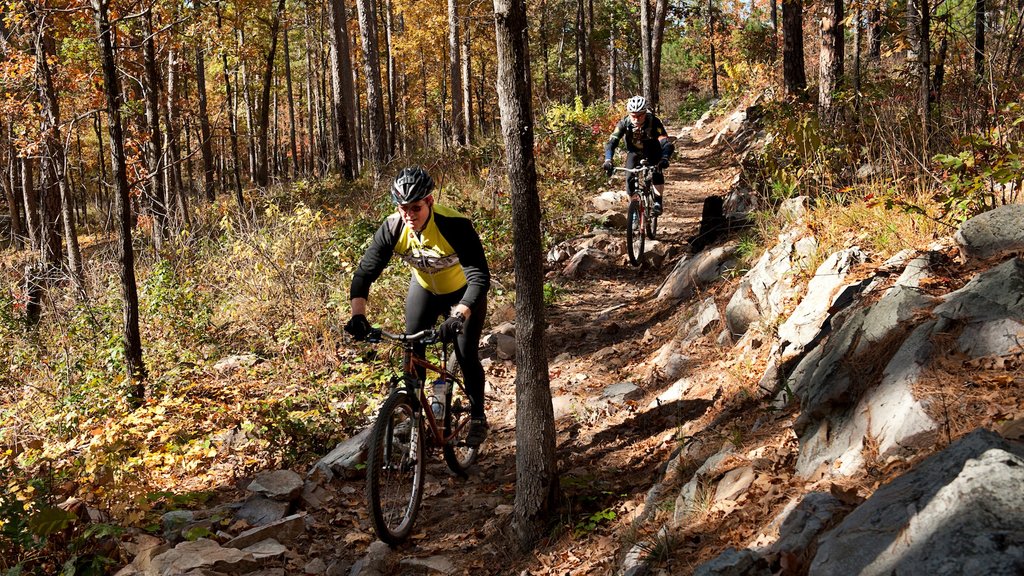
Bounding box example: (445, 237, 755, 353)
(366, 388, 424, 545)
(626, 199, 645, 266)
(441, 358, 479, 475)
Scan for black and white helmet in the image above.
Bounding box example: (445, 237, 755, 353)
(390, 166, 434, 204)
(626, 95, 647, 113)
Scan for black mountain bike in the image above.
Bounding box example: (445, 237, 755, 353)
(613, 159, 660, 266)
(363, 326, 479, 545)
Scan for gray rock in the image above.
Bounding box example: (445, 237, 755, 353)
(601, 382, 643, 405)
(150, 538, 258, 575)
(682, 297, 722, 343)
(777, 247, 865, 361)
(350, 541, 390, 576)
(213, 353, 260, 373)
(161, 510, 194, 542)
(955, 204, 1024, 260)
(247, 470, 303, 502)
(714, 466, 755, 502)
(562, 248, 610, 277)
(598, 210, 628, 229)
(494, 333, 516, 360)
(399, 555, 455, 574)
(693, 547, 770, 576)
(810, 429, 1024, 576)
(764, 492, 845, 557)
(234, 496, 289, 526)
(724, 230, 807, 337)
(656, 243, 738, 301)
(225, 513, 305, 549)
(311, 427, 371, 481)
(592, 189, 630, 212)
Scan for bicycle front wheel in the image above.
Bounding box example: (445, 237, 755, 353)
(646, 201, 658, 240)
(442, 358, 479, 475)
(626, 199, 645, 266)
(366, 389, 424, 545)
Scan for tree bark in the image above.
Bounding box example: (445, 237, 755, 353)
(975, 0, 985, 81)
(575, 0, 587, 103)
(255, 0, 286, 187)
(354, 0, 387, 168)
(221, 50, 244, 205)
(384, 0, 398, 155)
(27, 1, 81, 288)
(143, 8, 168, 250)
(819, 0, 843, 121)
(639, 0, 653, 104)
(163, 36, 188, 230)
(651, 0, 668, 108)
(194, 0, 217, 202)
(868, 8, 882, 60)
(22, 155, 39, 250)
(93, 0, 147, 398)
(919, 0, 930, 153)
(709, 0, 719, 98)
(328, 0, 357, 179)
(783, 0, 807, 96)
(492, 0, 559, 551)
(449, 0, 466, 145)
(461, 21, 473, 144)
(607, 24, 616, 103)
(282, 20, 300, 179)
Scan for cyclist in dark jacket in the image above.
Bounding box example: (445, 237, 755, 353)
(602, 95, 674, 215)
(344, 166, 491, 446)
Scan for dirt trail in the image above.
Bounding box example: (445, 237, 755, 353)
(318, 123, 742, 574)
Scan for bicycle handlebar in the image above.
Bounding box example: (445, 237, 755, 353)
(365, 327, 440, 345)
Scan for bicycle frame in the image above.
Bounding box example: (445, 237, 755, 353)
(612, 159, 661, 265)
(368, 328, 468, 447)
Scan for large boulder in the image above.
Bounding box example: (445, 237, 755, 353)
(954, 204, 1024, 261)
(810, 429, 1024, 576)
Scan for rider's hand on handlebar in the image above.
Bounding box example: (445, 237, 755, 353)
(438, 314, 464, 343)
(603, 160, 614, 177)
(344, 314, 372, 341)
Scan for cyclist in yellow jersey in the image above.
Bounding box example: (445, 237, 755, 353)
(345, 167, 491, 446)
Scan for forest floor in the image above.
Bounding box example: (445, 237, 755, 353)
(293, 121, 748, 575)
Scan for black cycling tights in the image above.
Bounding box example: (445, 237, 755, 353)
(405, 280, 487, 419)
(626, 151, 665, 195)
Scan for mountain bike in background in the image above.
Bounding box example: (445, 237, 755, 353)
(363, 326, 479, 545)
(613, 159, 660, 266)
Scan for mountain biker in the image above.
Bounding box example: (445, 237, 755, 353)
(344, 166, 491, 446)
(602, 95, 674, 215)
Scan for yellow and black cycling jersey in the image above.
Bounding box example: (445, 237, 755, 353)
(350, 205, 490, 309)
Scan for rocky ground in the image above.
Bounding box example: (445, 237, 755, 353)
(117, 105, 1024, 576)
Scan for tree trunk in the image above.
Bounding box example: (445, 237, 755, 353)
(255, 0, 286, 187)
(22, 155, 39, 250)
(328, 0, 357, 179)
(222, 51, 244, 205)
(283, 20, 300, 179)
(492, 0, 559, 551)
(975, 0, 985, 81)
(575, 0, 587, 103)
(868, 8, 882, 60)
(819, 0, 843, 121)
(163, 37, 188, 229)
(28, 2, 81, 288)
(650, 0, 668, 109)
(854, 7, 862, 111)
(919, 0, 930, 154)
(933, 18, 947, 114)
(639, 0, 653, 104)
(709, 0, 719, 98)
(143, 8, 168, 250)
(607, 24, 616, 103)
(93, 0, 147, 398)
(355, 0, 387, 168)
(194, 0, 217, 202)
(783, 0, 807, 96)
(461, 21, 473, 144)
(384, 0, 398, 155)
(449, 0, 466, 145)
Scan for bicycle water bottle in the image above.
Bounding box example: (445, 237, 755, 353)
(429, 380, 447, 420)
